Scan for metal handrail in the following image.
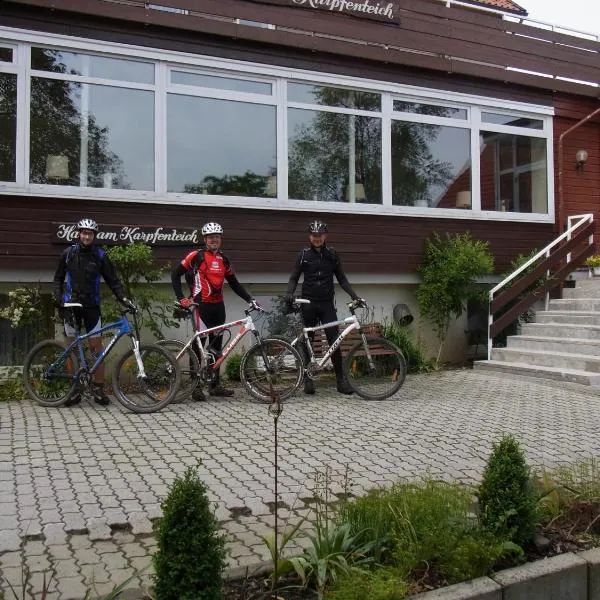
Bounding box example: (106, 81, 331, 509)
(487, 213, 594, 359)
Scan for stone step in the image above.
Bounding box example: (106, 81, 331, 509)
(547, 299, 600, 311)
(490, 347, 600, 372)
(521, 322, 600, 340)
(508, 335, 600, 356)
(473, 360, 600, 386)
(535, 311, 600, 325)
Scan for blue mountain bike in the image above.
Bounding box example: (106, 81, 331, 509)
(22, 302, 180, 413)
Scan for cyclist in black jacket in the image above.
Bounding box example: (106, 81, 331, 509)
(285, 220, 362, 396)
(53, 218, 131, 406)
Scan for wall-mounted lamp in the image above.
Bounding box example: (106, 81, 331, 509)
(575, 149, 589, 171)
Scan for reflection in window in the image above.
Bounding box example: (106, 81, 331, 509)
(480, 132, 547, 213)
(167, 95, 276, 197)
(393, 101, 467, 120)
(0, 73, 17, 181)
(31, 48, 154, 84)
(288, 108, 381, 203)
(171, 71, 272, 94)
(481, 112, 543, 129)
(288, 83, 381, 111)
(391, 121, 470, 208)
(0, 48, 13, 62)
(29, 78, 154, 190)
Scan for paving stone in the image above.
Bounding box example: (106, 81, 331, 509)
(0, 530, 22, 552)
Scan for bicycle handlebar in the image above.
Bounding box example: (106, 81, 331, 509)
(63, 300, 138, 314)
(290, 297, 366, 311)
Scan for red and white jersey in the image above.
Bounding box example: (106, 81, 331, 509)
(181, 249, 234, 304)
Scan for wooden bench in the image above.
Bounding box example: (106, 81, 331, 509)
(308, 323, 382, 358)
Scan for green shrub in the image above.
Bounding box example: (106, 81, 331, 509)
(388, 480, 505, 583)
(417, 232, 493, 364)
(380, 321, 434, 374)
(224, 354, 242, 382)
(477, 434, 537, 547)
(0, 369, 28, 402)
(337, 488, 394, 563)
(153, 466, 227, 600)
(324, 567, 408, 600)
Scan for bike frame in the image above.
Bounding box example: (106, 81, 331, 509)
(291, 301, 374, 371)
(61, 304, 146, 378)
(176, 309, 260, 370)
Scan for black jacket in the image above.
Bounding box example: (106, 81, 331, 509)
(286, 244, 358, 302)
(53, 244, 125, 308)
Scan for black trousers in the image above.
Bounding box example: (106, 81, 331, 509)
(300, 299, 345, 380)
(193, 300, 226, 387)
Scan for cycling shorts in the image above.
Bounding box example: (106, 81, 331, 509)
(64, 306, 102, 339)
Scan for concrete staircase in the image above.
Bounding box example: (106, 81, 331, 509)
(475, 276, 600, 386)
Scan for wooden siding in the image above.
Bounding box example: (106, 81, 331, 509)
(0, 196, 554, 276)
(4, 0, 599, 97)
(554, 110, 600, 240)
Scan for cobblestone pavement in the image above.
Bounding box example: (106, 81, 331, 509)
(2, 369, 600, 599)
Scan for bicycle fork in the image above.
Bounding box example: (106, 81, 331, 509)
(131, 338, 148, 379)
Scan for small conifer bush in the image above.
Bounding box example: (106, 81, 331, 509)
(153, 466, 227, 600)
(477, 434, 537, 547)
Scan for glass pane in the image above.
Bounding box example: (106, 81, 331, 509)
(0, 48, 13, 62)
(480, 131, 547, 213)
(288, 83, 381, 111)
(167, 95, 277, 197)
(171, 71, 272, 94)
(30, 78, 155, 190)
(0, 73, 17, 181)
(31, 48, 154, 84)
(482, 112, 543, 129)
(393, 100, 467, 120)
(391, 121, 470, 209)
(288, 108, 381, 204)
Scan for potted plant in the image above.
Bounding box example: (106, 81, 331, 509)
(585, 255, 600, 276)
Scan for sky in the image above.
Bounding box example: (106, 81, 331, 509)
(518, 0, 600, 36)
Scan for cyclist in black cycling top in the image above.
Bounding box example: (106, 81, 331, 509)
(285, 220, 363, 396)
(53, 218, 132, 406)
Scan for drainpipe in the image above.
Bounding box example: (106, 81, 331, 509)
(557, 106, 600, 233)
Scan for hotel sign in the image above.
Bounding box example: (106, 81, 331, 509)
(245, 0, 401, 24)
(53, 223, 200, 246)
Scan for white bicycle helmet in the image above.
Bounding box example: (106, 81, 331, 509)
(202, 222, 224, 236)
(76, 218, 99, 232)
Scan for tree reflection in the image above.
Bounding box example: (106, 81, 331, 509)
(0, 73, 16, 181)
(288, 89, 455, 206)
(184, 171, 270, 197)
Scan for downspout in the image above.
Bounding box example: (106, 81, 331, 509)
(557, 106, 600, 232)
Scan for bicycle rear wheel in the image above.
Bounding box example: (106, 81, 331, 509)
(344, 336, 406, 401)
(23, 340, 79, 407)
(240, 338, 303, 404)
(112, 344, 180, 413)
(156, 339, 200, 402)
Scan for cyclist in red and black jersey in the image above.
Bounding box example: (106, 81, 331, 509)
(285, 220, 363, 396)
(171, 222, 258, 399)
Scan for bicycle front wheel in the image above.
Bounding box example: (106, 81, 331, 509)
(344, 336, 407, 401)
(240, 338, 303, 404)
(156, 339, 200, 402)
(23, 340, 79, 407)
(112, 344, 180, 413)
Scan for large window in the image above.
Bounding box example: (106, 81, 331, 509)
(0, 34, 554, 221)
(29, 48, 155, 191)
(480, 132, 547, 214)
(167, 67, 277, 197)
(288, 84, 382, 204)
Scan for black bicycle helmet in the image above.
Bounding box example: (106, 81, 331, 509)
(308, 220, 328, 234)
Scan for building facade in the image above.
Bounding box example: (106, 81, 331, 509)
(0, 0, 599, 361)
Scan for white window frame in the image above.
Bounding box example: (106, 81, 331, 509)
(0, 25, 555, 223)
